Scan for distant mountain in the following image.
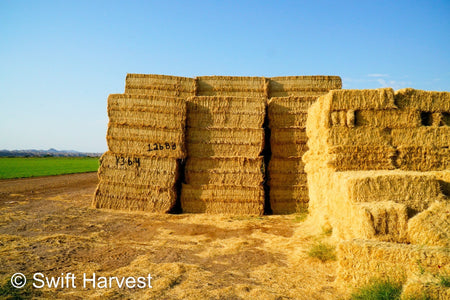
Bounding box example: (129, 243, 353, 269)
(0, 149, 102, 157)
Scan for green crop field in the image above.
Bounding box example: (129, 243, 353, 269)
(0, 157, 100, 179)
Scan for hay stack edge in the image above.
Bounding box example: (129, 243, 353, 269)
(93, 74, 449, 298)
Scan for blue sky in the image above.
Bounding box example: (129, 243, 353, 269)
(1, 0, 449, 152)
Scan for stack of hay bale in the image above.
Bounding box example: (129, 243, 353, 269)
(303, 87, 450, 298)
(181, 76, 267, 214)
(267, 76, 342, 214)
(93, 74, 195, 212)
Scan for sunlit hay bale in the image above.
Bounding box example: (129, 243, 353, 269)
(326, 88, 396, 110)
(269, 185, 309, 214)
(268, 76, 342, 98)
(106, 94, 187, 159)
(401, 274, 450, 300)
(186, 128, 264, 145)
(354, 109, 421, 128)
(97, 151, 179, 187)
(196, 76, 267, 97)
(107, 124, 185, 159)
(326, 145, 396, 171)
(125, 73, 196, 99)
(187, 96, 266, 128)
(93, 183, 177, 212)
(391, 127, 450, 148)
(351, 201, 409, 243)
(336, 239, 450, 288)
(395, 88, 450, 111)
(93, 152, 180, 212)
(186, 142, 264, 159)
(408, 201, 450, 248)
(107, 94, 186, 129)
(185, 157, 264, 186)
(396, 146, 450, 171)
(180, 184, 264, 215)
(305, 170, 445, 241)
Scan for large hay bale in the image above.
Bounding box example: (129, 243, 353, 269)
(395, 88, 450, 111)
(196, 76, 267, 97)
(401, 274, 450, 300)
(107, 94, 187, 159)
(97, 151, 178, 187)
(185, 157, 264, 186)
(108, 94, 186, 129)
(354, 109, 421, 128)
(268, 112, 309, 128)
(186, 96, 266, 128)
(337, 239, 450, 287)
(267, 172, 307, 186)
(268, 76, 342, 97)
(93, 152, 180, 212)
(396, 146, 450, 171)
(93, 184, 176, 212)
(125, 73, 196, 99)
(180, 184, 264, 215)
(408, 201, 450, 248)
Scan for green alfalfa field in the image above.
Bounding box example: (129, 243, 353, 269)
(0, 157, 99, 179)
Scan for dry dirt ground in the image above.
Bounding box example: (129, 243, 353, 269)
(0, 173, 349, 299)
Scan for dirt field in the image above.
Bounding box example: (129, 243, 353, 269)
(0, 173, 348, 299)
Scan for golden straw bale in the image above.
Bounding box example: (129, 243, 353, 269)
(268, 96, 318, 115)
(185, 171, 263, 186)
(187, 142, 264, 158)
(93, 184, 176, 212)
(354, 109, 421, 128)
(180, 184, 264, 215)
(326, 146, 396, 171)
(268, 158, 305, 174)
(267, 172, 308, 186)
(125, 73, 196, 98)
(107, 124, 184, 145)
(107, 137, 186, 159)
(186, 128, 264, 145)
(268, 76, 342, 98)
(396, 146, 450, 171)
(108, 93, 186, 114)
(431, 170, 450, 196)
(326, 127, 392, 146)
(339, 170, 443, 211)
(185, 157, 263, 173)
(327, 88, 396, 110)
(196, 76, 267, 97)
(187, 112, 264, 129)
(395, 88, 450, 111)
(186, 96, 266, 129)
(270, 128, 308, 144)
(401, 274, 450, 300)
(408, 201, 450, 248)
(108, 94, 186, 129)
(269, 185, 309, 214)
(98, 152, 179, 187)
(271, 143, 308, 158)
(337, 239, 450, 287)
(268, 112, 309, 128)
(391, 127, 450, 147)
(351, 201, 409, 243)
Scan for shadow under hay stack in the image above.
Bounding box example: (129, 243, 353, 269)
(267, 76, 342, 214)
(303, 87, 450, 298)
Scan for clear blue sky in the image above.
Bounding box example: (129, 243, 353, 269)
(1, 0, 449, 152)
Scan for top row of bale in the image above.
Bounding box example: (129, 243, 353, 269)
(124, 74, 343, 98)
